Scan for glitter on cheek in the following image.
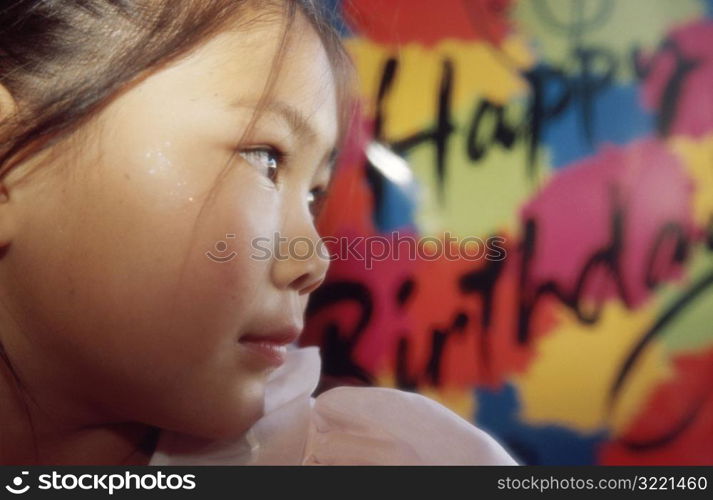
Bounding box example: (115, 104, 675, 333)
(141, 141, 195, 205)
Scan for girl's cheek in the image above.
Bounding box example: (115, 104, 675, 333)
(185, 169, 283, 299)
(139, 145, 194, 207)
(118, 142, 217, 214)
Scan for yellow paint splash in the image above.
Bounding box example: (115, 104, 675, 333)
(345, 35, 535, 139)
(513, 301, 673, 435)
(669, 133, 713, 227)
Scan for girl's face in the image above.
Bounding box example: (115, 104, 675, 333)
(0, 10, 336, 439)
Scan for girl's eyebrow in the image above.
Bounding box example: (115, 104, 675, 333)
(230, 97, 328, 147)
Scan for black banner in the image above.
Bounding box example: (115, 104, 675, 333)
(0, 466, 710, 499)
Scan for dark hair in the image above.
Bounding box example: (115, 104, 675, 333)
(0, 0, 353, 178)
(0, 0, 354, 464)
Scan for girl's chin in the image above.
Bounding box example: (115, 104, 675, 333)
(178, 392, 266, 442)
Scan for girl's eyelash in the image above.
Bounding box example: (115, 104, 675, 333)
(238, 145, 286, 184)
(239, 145, 329, 219)
(307, 186, 328, 219)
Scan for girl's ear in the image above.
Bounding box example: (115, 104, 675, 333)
(0, 181, 13, 249)
(0, 83, 17, 248)
(0, 83, 17, 124)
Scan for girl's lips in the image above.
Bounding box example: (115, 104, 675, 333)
(238, 328, 300, 368)
(238, 339, 288, 367)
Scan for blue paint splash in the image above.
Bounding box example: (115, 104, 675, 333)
(474, 383, 609, 465)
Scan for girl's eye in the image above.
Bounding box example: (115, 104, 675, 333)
(307, 186, 328, 220)
(239, 147, 283, 184)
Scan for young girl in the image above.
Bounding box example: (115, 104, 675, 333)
(0, 0, 517, 465)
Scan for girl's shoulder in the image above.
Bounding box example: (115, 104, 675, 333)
(304, 385, 518, 465)
(149, 348, 518, 465)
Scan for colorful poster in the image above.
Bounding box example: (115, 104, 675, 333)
(302, 0, 713, 465)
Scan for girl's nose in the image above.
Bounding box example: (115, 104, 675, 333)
(270, 206, 330, 295)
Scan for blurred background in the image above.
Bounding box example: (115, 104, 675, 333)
(300, 0, 713, 465)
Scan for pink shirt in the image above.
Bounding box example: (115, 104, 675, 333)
(149, 346, 518, 465)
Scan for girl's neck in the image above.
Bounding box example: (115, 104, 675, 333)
(0, 359, 159, 465)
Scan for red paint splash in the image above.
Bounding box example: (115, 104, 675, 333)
(343, 0, 512, 47)
(599, 347, 713, 465)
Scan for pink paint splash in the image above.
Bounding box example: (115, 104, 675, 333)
(300, 228, 421, 374)
(640, 20, 713, 138)
(521, 139, 696, 310)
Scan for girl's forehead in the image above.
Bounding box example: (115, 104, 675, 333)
(119, 6, 338, 158)
(194, 7, 321, 68)
(175, 8, 333, 98)
(217, 13, 339, 146)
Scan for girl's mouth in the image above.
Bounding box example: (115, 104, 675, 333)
(237, 328, 299, 367)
